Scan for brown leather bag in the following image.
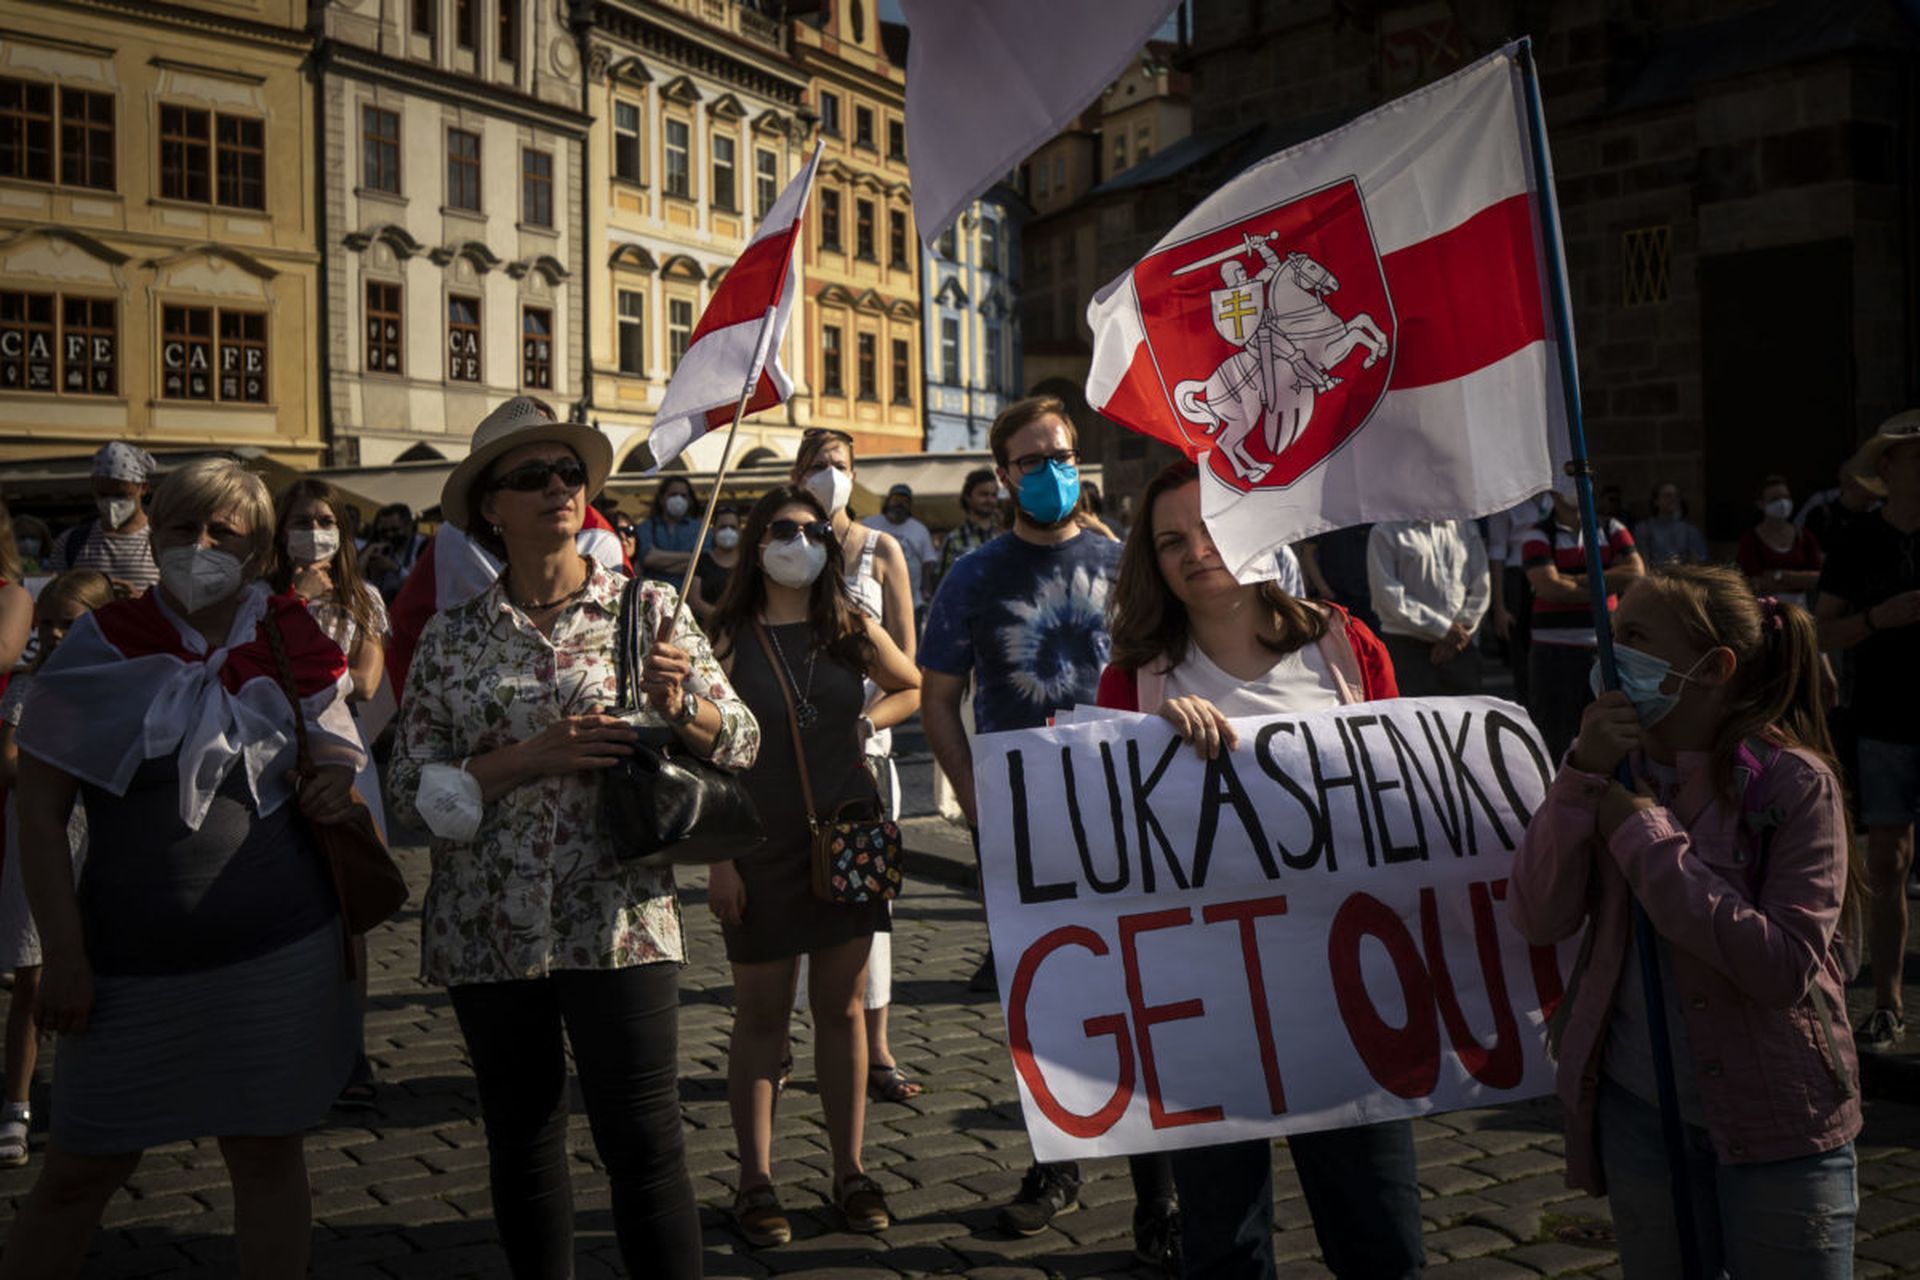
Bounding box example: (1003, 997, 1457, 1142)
(262, 610, 409, 972)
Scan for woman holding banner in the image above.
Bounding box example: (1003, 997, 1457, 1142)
(1509, 565, 1861, 1278)
(1097, 460, 1424, 1280)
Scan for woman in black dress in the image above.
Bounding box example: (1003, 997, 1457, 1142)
(705, 486, 920, 1247)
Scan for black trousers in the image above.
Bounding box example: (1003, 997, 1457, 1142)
(450, 963, 701, 1280)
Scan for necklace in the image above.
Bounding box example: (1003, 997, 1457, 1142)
(510, 581, 586, 612)
(764, 622, 819, 729)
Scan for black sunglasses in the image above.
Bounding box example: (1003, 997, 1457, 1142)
(767, 518, 833, 544)
(491, 458, 588, 492)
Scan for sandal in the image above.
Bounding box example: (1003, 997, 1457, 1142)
(836, 1171, 892, 1233)
(335, 1080, 378, 1110)
(335, 1053, 378, 1111)
(0, 1103, 29, 1169)
(732, 1183, 792, 1248)
(867, 1062, 922, 1102)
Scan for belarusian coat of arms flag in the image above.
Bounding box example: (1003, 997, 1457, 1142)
(1085, 42, 1571, 578)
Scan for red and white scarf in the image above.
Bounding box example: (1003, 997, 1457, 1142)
(17, 582, 364, 830)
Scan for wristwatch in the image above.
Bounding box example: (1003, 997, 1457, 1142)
(673, 690, 703, 726)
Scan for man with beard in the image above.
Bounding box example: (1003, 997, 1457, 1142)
(918, 396, 1179, 1271)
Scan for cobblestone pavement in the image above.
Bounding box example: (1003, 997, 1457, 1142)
(5, 846, 1920, 1279)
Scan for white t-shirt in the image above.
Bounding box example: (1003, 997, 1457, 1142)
(1163, 640, 1342, 717)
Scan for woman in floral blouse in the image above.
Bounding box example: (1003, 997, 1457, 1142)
(390, 398, 757, 1280)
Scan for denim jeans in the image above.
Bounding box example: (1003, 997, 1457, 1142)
(1170, 1122, 1425, 1279)
(1597, 1078, 1857, 1280)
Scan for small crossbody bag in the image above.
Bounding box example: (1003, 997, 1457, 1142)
(752, 619, 903, 905)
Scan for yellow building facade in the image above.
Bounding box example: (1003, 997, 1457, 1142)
(791, 5, 921, 458)
(586, 0, 814, 475)
(0, 0, 323, 465)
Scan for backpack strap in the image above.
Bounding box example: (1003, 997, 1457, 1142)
(1731, 735, 1784, 898)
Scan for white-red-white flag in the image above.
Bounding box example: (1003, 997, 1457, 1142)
(901, 0, 1179, 246)
(636, 144, 822, 474)
(1086, 43, 1570, 578)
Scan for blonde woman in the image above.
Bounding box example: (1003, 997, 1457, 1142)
(1, 460, 364, 1279)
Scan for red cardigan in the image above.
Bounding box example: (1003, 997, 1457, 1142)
(1095, 604, 1399, 711)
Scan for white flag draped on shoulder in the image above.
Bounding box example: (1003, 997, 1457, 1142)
(636, 144, 822, 474)
(1085, 43, 1571, 579)
(901, 0, 1180, 246)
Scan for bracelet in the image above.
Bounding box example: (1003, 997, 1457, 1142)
(673, 690, 702, 726)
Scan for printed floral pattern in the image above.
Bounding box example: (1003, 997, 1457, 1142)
(389, 561, 759, 986)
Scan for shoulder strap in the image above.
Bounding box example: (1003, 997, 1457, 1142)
(1136, 663, 1166, 714)
(59, 523, 91, 565)
(857, 527, 880, 576)
(753, 618, 820, 832)
(1733, 735, 1784, 896)
(613, 575, 639, 712)
(259, 606, 317, 776)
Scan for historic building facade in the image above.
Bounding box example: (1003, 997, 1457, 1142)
(315, 0, 588, 467)
(1016, 42, 1193, 498)
(584, 0, 812, 475)
(789, 8, 921, 458)
(1061, 0, 1920, 536)
(0, 0, 324, 465)
(922, 189, 1024, 452)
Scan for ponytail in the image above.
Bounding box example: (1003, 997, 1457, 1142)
(1631, 565, 1868, 954)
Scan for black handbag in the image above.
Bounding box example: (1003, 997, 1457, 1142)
(600, 576, 765, 867)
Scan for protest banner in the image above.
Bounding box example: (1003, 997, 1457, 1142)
(973, 695, 1577, 1162)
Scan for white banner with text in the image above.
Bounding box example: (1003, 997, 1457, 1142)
(973, 696, 1577, 1162)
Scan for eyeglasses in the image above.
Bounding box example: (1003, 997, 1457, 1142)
(802, 427, 855, 445)
(768, 518, 833, 544)
(491, 458, 587, 492)
(1008, 449, 1079, 478)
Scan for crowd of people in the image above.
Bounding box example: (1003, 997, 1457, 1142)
(0, 396, 1910, 1279)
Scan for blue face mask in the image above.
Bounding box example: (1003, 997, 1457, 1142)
(1589, 643, 1707, 727)
(1017, 459, 1081, 525)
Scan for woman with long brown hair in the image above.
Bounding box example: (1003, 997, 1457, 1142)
(787, 428, 923, 1101)
(1095, 459, 1424, 1280)
(1511, 564, 1864, 1278)
(268, 478, 391, 1109)
(704, 484, 920, 1247)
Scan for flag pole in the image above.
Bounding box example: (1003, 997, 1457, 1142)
(663, 305, 779, 638)
(1517, 38, 1703, 1280)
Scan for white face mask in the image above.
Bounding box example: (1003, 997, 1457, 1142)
(714, 527, 741, 551)
(98, 496, 137, 529)
(664, 494, 690, 520)
(804, 466, 853, 515)
(287, 526, 341, 565)
(762, 536, 828, 588)
(1762, 497, 1793, 520)
(158, 545, 248, 614)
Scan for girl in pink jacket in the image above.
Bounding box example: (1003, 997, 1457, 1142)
(1510, 563, 1862, 1278)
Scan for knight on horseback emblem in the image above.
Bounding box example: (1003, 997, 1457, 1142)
(1173, 230, 1390, 484)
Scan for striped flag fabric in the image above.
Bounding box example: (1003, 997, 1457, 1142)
(634, 144, 822, 474)
(1085, 43, 1570, 578)
(900, 0, 1179, 245)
